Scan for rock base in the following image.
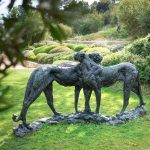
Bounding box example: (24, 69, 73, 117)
(13, 106, 147, 137)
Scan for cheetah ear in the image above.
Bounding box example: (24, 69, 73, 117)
(99, 55, 103, 62)
(80, 53, 85, 58)
(88, 53, 92, 58)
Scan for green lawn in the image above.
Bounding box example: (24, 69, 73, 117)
(0, 69, 150, 150)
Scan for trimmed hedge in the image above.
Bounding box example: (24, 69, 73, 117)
(61, 53, 74, 61)
(74, 45, 87, 52)
(49, 46, 73, 54)
(24, 51, 36, 61)
(43, 55, 54, 64)
(125, 34, 150, 57)
(35, 51, 74, 64)
(36, 53, 50, 64)
(25, 40, 149, 83)
(81, 47, 111, 57)
(65, 44, 76, 50)
(33, 44, 59, 55)
(101, 52, 132, 66)
(134, 56, 150, 82)
(102, 52, 150, 83)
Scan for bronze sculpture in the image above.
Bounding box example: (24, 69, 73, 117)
(74, 52, 146, 114)
(12, 52, 145, 128)
(12, 53, 103, 127)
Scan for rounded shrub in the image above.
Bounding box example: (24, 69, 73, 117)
(52, 53, 65, 61)
(82, 47, 111, 57)
(24, 51, 37, 61)
(125, 34, 150, 57)
(132, 56, 150, 83)
(52, 52, 73, 61)
(101, 51, 150, 83)
(101, 52, 141, 66)
(33, 44, 59, 55)
(102, 52, 125, 66)
(74, 45, 88, 52)
(34, 45, 74, 63)
(61, 53, 74, 60)
(49, 46, 73, 54)
(33, 46, 48, 55)
(36, 53, 49, 64)
(65, 44, 76, 50)
(43, 54, 54, 64)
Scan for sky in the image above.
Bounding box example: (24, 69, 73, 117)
(85, 0, 99, 5)
(0, 0, 99, 17)
(0, 0, 22, 16)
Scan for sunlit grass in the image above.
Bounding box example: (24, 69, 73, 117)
(0, 69, 149, 150)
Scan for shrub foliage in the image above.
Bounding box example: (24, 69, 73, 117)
(125, 34, 150, 57)
(118, 0, 150, 37)
(26, 34, 149, 83)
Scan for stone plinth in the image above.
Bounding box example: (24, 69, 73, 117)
(13, 106, 147, 137)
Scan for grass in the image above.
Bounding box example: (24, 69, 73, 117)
(73, 27, 129, 41)
(0, 69, 150, 150)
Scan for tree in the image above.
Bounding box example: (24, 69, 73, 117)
(64, 0, 90, 14)
(90, 1, 98, 12)
(118, 0, 150, 37)
(73, 12, 104, 35)
(0, 0, 81, 111)
(5, 6, 45, 45)
(96, 0, 110, 13)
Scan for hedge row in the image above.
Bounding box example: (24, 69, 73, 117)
(81, 47, 111, 57)
(25, 43, 110, 64)
(25, 35, 150, 82)
(33, 44, 59, 55)
(125, 34, 150, 57)
(26, 48, 149, 83)
(102, 52, 150, 83)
